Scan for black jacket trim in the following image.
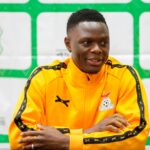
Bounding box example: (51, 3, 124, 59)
(57, 128, 70, 134)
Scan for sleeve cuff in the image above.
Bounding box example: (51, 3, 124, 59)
(69, 134, 83, 150)
(70, 129, 83, 135)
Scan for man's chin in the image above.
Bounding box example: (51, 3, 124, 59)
(84, 68, 101, 74)
(87, 70, 100, 74)
(80, 64, 103, 74)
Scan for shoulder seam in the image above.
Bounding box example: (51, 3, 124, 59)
(106, 59, 127, 68)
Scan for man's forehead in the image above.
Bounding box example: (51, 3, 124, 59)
(78, 21, 107, 30)
(68, 21, 108, 35)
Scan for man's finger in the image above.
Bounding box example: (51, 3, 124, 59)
(112, 114, 130, 127)
(106, 125, 121, 133)
(37, 124, 46, 130)
(110, 119, 126, 129)
(21, 130, 43, 137)
(22, 143, 43, 150)
(113, 113, 124, 118)
(116, 117, 130, 127)
(19, 135, 44, 144)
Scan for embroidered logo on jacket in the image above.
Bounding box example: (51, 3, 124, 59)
(55, 96, 70, 107)
(100, 91, 114, 111)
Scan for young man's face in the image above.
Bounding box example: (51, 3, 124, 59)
(65, 21, 109, 74)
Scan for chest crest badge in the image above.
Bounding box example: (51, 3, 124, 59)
(100, 91, 114, 111)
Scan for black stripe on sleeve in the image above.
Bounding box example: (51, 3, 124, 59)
(83, 61, 146, 144)
(57, 128, 70, 134)
(14, 62, 69, 133)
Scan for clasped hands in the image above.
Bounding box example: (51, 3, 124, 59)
(19, 113, 129, 150)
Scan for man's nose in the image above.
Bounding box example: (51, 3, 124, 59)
(90, 43, 102, 54)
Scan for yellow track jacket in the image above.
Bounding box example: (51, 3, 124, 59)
(9, 56, 150, 150)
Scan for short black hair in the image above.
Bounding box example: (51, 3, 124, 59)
(67, 9, 107, 34)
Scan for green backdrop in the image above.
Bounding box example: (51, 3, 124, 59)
(0, 0, 150, 147)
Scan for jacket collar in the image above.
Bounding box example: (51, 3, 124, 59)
(64, 57, 107, 86)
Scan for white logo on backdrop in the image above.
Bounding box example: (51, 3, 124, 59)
(56, 49, 70, 58)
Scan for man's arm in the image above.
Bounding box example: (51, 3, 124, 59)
(56, 67, 149, 150)
(9, 66, 150, 150)
(9, 67, 47, 150)
(18, 113, 128, 150)
(68, 67, 150, 150)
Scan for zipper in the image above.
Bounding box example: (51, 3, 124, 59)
(83, 75, 90, 129)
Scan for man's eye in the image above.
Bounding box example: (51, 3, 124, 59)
(82, 41, 91, 46)
(100, 41, 108, 47)
(100, 41, 105, 46)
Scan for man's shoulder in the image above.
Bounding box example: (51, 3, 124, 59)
(106, 56, 127, 69)
(106, 56, 134, 80)
(30, 58, 69, 83)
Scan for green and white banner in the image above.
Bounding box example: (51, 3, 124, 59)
(0, 0, 150, 149)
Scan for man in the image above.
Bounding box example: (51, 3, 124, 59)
(9, 9, 149, 150)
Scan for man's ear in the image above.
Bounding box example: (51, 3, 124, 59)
(64, 37, 71, 53)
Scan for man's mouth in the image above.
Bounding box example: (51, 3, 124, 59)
(87, 58, 103, 66)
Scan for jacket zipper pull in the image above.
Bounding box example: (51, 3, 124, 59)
(87, 75, 90, 81)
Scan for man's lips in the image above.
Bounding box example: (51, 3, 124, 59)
(86, 58, 103, 66)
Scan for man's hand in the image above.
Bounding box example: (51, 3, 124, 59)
(84, 113, 130, 133)
(19, 124, 69, 150)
